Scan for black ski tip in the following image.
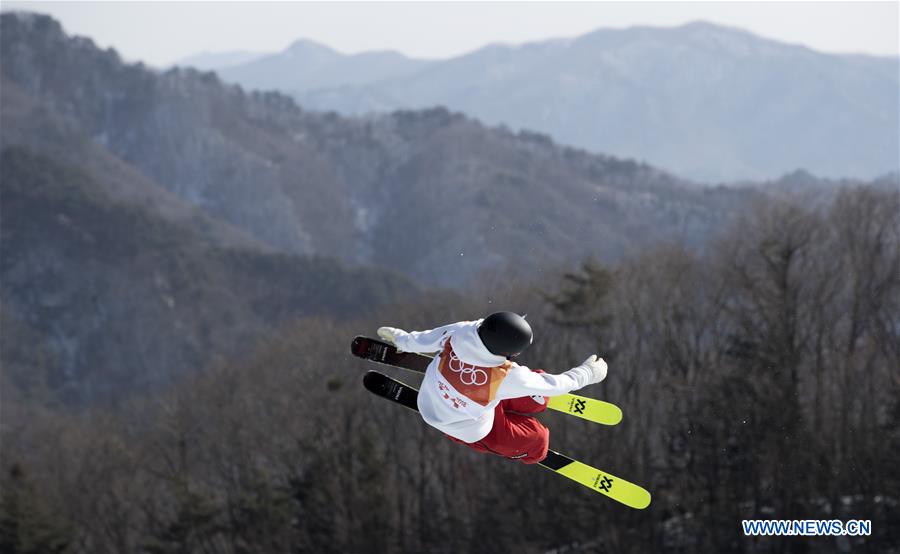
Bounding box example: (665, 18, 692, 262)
(351, 335, 368, 356)
(362, 370, 389, 394)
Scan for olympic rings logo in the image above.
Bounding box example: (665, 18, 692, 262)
(448, 352, 489, 386)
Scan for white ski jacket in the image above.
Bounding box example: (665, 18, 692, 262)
(392, 320, 597, 443)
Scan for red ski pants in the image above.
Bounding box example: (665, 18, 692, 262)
(449, 395, 550, 464)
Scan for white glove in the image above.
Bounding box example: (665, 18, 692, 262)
(377, 326, 405, 347)
(575, 354, 607, 385)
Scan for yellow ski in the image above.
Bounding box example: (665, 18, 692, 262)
(539, 450, 651, 509)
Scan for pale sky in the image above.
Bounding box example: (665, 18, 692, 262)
(3, 1, 898, 67)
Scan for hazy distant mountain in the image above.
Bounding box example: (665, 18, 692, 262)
(217, 22, 899, 183)
(218, 38, 430, 94)
(176, 50, 267, 70)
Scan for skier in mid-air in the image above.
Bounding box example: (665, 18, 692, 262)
(376, 312, 608, 464)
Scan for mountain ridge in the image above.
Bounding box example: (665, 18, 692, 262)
(2, 12, 750, 285)
(207, 19, 898, 182)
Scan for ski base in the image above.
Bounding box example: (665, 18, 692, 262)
(352, 336, 623, 426)
(361, 370, 651, 509)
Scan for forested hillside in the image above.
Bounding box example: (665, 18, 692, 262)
(3, 187, 898, 552)
(1, 148, 418, 404)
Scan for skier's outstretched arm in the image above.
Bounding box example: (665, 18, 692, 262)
(497, 355, 608, 399)
(377, 322, 468, 354)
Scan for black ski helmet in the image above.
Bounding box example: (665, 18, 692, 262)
(477, 312, 533, 358)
